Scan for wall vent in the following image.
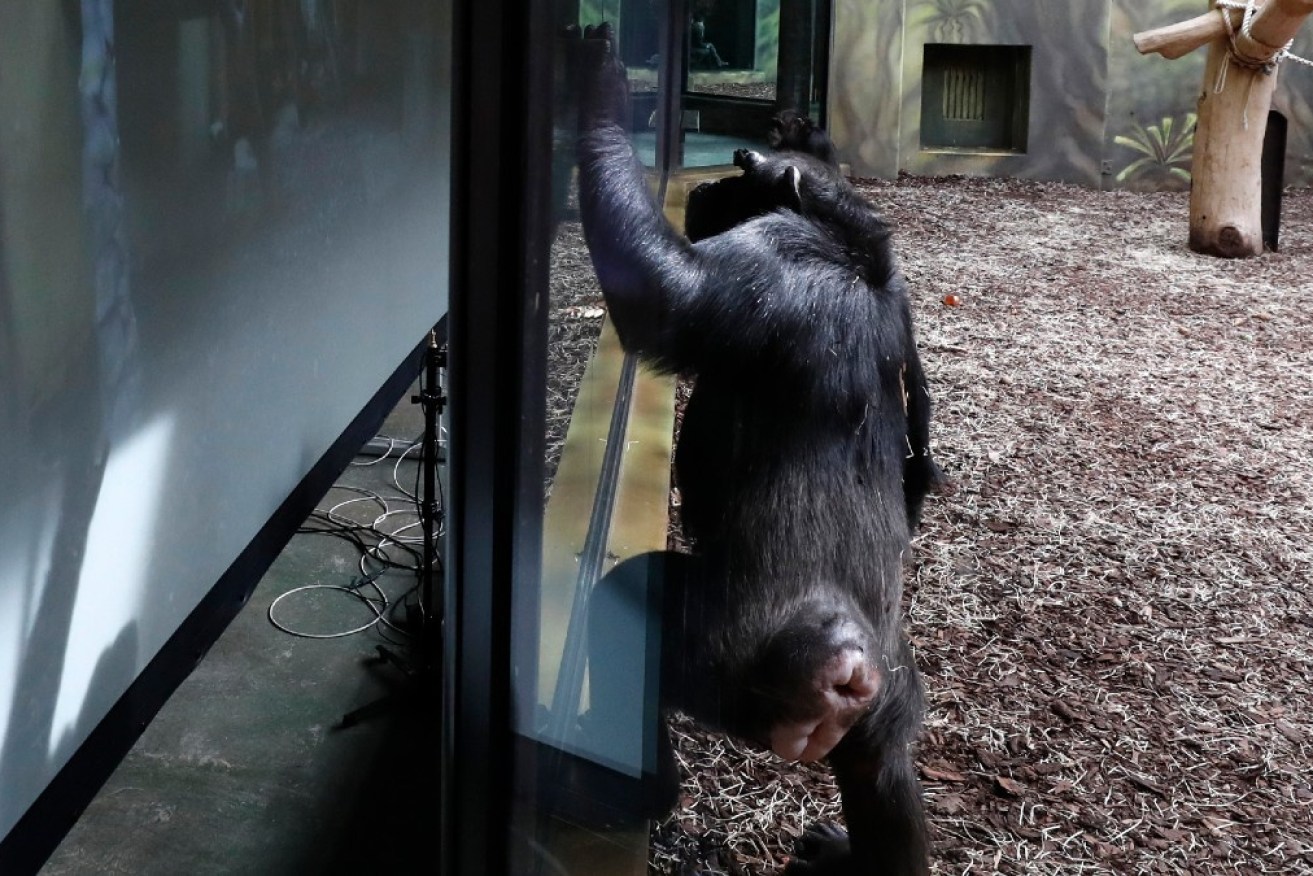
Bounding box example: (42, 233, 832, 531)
(921, 44, 1031, 151)
(942, 67, 987, 122)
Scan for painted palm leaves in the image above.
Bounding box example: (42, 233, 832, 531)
(1115, 113, 1198, 183)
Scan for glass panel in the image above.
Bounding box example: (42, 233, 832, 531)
(680, 0, 775, 167)
(681, 0, 830, 168)
(617, 0, 663, 166)
(687, 1, 776, 91)
(511, 4, 668, 872)
(511, 2, 832, 871)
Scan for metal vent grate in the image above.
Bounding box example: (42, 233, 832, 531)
(920, 43, 1031, 151)
(942, 67, 987, 121)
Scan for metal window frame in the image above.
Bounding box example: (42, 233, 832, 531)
(441, 0, 554, 872)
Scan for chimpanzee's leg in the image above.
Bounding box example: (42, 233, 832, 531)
(789, 637, 929, 876)
(902, 344, 944, 528)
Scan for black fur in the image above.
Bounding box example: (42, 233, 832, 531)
(576, 26, 936, 875)
(768, 108, 840, 168)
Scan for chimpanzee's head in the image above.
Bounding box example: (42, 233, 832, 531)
(683, 148, 840, 243)
(766, 109, 814, 152)
(765, 109, 840, 168)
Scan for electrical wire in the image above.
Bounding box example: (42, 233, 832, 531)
(349, 434, 396, 466)
(267, 429, 445, 640)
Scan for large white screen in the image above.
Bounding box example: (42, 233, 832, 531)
(0, 0, 451, 841)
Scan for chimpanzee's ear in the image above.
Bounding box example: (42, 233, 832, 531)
(779, 165, 803, 212)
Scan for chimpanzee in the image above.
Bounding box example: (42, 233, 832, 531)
(576, 25, 937, 875)
(768, 108, 840, 169)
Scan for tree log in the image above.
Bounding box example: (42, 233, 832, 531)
(1188, 0, 1313, 256)
(1189, 42, 1273, 257)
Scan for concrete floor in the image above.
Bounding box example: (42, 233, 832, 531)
(41, 388, 441, 875)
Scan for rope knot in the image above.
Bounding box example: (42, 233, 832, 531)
(1211, 0, 1306, 127)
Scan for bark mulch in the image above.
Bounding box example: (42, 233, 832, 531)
(545, 220, 606, 495)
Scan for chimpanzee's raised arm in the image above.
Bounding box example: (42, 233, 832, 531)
(574, 26, 709, 371)
(577, 123, 708, 369)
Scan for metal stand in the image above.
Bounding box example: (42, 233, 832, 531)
(338, 330, 446, 729)
(418, 330, 447, 636)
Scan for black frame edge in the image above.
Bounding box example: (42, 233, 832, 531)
(442, 0, 554, 870)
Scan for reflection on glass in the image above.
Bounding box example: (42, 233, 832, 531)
(512, 3, 832, 871)
(514, 11, 671, 874)
(541, 19, 643, 744)
(682, 0, 779, 169)
(682, 0, 831, 168)
(115, 1, 447, 271)
(619, 2, 661, 167)
(583, 1, 832, 170)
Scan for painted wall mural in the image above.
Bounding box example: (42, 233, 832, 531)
(1113, 112, 1198, 188)
(828, 0, 906, 179)
(914, 0, 991, 43)
(903, 0, 1110, 185)
(829, 0, 1313, 188)
(1104, 0, 1206, 191)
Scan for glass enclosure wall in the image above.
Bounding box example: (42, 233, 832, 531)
(679, 0, 832, 167)
(498, 1, 831, 872)
(511, 4, 669, 868)
(599, 0, 831, 170)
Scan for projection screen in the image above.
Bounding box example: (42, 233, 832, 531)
(0, 0, 451, 848)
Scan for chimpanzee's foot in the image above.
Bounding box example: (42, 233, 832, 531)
(785, 823, 852, 874)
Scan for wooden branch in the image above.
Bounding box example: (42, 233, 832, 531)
(1133, 9, 1241, 60)
(1135, 0, 1313, 61)
(1243, 0, 1313, 56)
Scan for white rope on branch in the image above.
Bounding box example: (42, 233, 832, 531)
(1215, 0, 1312, 70)
(1211, 0, 1312, 126)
